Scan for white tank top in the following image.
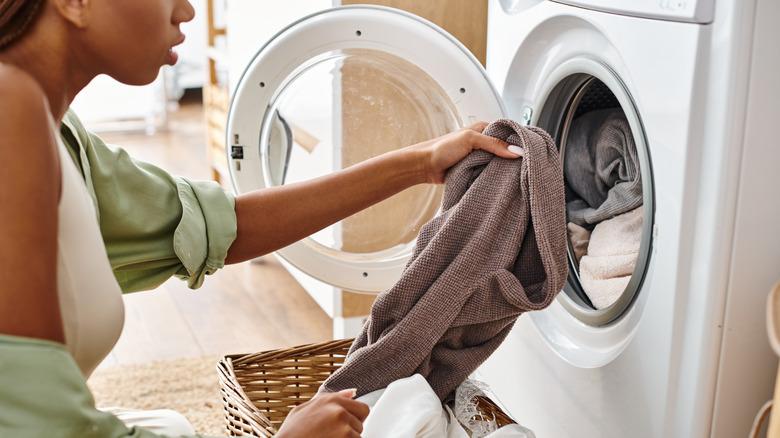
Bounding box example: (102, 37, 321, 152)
(55, 123, 125, 378)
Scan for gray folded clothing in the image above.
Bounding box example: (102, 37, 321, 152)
(319, 120, 568, 401)
(565, 109, 642, 226)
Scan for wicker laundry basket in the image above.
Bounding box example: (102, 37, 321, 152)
(217, 338, 515, 437)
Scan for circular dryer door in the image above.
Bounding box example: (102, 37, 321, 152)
(538, 70, 654, 327)
(227, 6, 505, 292)
(525, 57, 655, 367)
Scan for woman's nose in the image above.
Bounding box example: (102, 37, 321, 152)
(174, 0, 196, 24)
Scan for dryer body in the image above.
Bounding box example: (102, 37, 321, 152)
(479, 1, 780, 437)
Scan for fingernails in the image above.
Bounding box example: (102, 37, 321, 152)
(338, 388, 357, 398)
(507, 145, 523, 156)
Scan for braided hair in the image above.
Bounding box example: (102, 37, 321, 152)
(0, 0, 45, 50)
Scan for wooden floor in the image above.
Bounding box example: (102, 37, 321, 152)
(94, 95, 332, 370)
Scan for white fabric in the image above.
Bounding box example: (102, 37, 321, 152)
(102, 407, 196, 436)
(54, 122, 125, 377)
(579, 206, 643, 309)
(358, 374, 531, 438)
(485, 425, 536, 437)
(359, 374, 463, 438)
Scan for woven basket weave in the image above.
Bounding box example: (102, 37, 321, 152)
(217, 338, 515, 437)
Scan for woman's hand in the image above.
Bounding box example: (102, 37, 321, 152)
(408, 121, 523, 184)
(276, 389, 370, 438)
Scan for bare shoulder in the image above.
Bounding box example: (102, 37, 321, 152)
(0, 63, 46, 101)
(0, 62, 59, 208)
(0, 63, 57, 175)
(0, 63, 59, 219)
(0, 63, 50, 125)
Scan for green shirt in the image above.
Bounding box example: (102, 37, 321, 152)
(0, 334, 215, 437)
(59, 110, 237, 291)
(0, 111, 237, 437)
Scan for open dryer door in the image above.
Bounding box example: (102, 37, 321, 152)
(227, 5, 505, 293)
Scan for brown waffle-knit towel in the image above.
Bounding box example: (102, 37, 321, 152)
(320, 120, 568, 401)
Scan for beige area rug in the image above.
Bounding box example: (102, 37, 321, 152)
(87, 356, 226, 436)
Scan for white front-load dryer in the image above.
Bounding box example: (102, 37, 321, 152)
(478, 0, 780, 437)
(226, 2, 780, 437)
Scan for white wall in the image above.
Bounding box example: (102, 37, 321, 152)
(176, 0, 208, 90)
(70, 74, 167, 132)
(225, 0, 334, 93)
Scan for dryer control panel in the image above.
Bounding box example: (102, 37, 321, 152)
(551, 0, 714, 23)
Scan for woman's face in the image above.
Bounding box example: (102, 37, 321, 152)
(77, 0, 195, 85)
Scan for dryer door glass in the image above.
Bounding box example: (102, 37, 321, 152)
(261, 49, 457, 256)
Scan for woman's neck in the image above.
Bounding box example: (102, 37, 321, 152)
(0, 27, 95, 123)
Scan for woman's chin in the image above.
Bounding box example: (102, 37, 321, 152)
(115, 68, 164, 86)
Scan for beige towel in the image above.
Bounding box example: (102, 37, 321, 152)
(319, 120, 568, 401)
(579, 206, 643, 309)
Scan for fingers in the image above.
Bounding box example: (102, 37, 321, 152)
(278, 391, 367, 438)
(340, 409, 364, 434)
(329, 393, 367, 435)
(467, 130, 521, 159)
(333, 395, 370, 422)
(466, 121, 489, 133)
(333, 388, 369, 421)
(462, 122, 521, 159)
(337, 388, 357, 398)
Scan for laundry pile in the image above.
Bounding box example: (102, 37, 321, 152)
(564, 109, 644, 309)
(319, 119, 568, 433)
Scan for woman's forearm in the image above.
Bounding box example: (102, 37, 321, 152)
(225, 146, 428, 264)
(223, 122, 517, 264)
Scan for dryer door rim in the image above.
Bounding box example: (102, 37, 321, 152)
(528, 56, 655, 367)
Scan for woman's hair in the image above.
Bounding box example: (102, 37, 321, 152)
(0, 0, 45, 50)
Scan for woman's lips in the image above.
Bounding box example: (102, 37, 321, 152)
(165, 48, 179, 66)
(166, 33, 186, 66)
(165, 32, 186, 65)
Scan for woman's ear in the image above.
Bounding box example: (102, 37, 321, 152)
(50, 0, 92, 28)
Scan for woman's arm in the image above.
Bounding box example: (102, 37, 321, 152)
(225, 124, 516, 264)
(0, 66, 63, 343)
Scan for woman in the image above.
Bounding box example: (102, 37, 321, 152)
(0, 0, 520, 436)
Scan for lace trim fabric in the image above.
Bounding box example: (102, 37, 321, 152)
(453, 379, 535, 438)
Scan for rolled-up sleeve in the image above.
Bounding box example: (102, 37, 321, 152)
(60, 110, 237, 292)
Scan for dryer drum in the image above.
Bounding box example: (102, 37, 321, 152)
(536, 73, 654, 327)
